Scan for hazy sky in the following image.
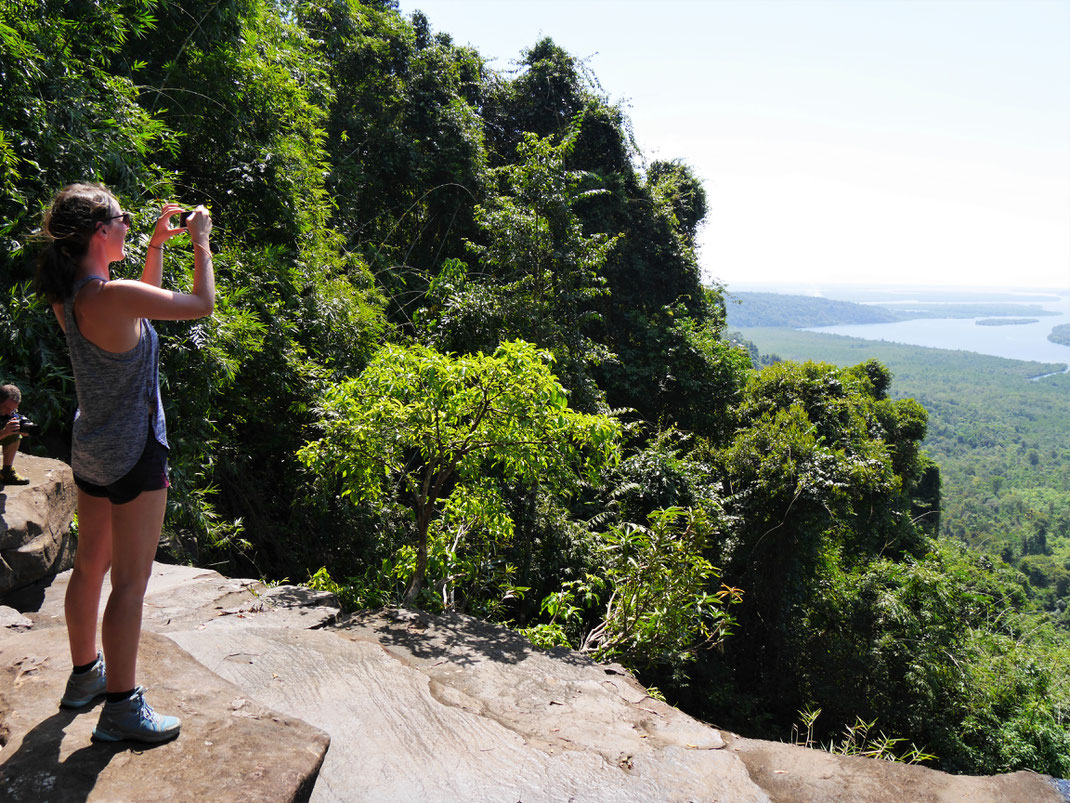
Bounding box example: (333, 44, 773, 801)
(397, 0, 1070, 291)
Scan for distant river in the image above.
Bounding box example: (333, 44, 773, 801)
(805, 292, 1070, 367)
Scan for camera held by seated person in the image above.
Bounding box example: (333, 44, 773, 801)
(1, 383, 34, 485)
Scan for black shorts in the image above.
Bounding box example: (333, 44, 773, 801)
(74, 429, 169, 505)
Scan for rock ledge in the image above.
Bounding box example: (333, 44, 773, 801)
(3, 563, 1068, 802)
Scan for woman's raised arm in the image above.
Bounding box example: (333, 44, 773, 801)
(97, 205, 214, 322)
(140, 203, 188, 288)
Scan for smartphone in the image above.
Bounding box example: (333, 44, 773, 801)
(180, 210, 193, 227)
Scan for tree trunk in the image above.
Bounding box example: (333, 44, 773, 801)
(403, 504, 433, 605)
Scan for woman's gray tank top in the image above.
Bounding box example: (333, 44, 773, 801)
(63, 276, 167, 485)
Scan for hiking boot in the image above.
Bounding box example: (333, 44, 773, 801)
(0, 466, 29, 485)
(60, 652, 107, 709)
(92, 686, 181, 744)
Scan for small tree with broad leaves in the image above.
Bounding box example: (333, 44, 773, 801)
(299, 339, 621, 604)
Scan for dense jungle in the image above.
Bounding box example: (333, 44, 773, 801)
(735, 328, 1070, 621)
(1, 0, 1067, 776)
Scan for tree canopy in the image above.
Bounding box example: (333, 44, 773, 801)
(299, 339, 620, 603)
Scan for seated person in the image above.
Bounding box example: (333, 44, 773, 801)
(1, 383, 32, 485)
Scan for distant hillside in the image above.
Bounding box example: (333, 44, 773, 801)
(817, 288, 1062, 303)
(724, 292, 902, 328)
(723, 292, 1058, 328)
(885, 303, 1059, 319)
(1050, 323, 1070, 346)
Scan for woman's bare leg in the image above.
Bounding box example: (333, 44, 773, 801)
(101, 488, 166, 692)
(65, 490, 113, 666)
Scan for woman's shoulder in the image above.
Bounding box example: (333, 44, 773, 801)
(84, 278, 151, 302)
(79, 276, 195, 324)
(74, 277, 142, 317)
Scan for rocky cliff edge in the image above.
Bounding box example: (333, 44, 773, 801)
(1, 459, 1067, 802)
(3, 563, 1066, 802)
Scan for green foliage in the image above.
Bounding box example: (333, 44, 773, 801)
(0, 0, 386, 575)
(299, 0, 487, 317)
(594, 428, 716, 524)
(299, 339, 621, 602)
(726, 508, 1070, 777)
(461, 128, 617, 409)
(720, 360, 928, 565)
(599, 299, 750, 441)
(523, 506, 742, 672)
(0, 0, 177, 265)
(155, 239, 384, 571)
(580, 506, 742, 667)
(484, 37, 589, 156)
(739, 327, 1070, 611)
(646, 160, 707, 243)
(732, 327, 1070, 774)
(656, 357, 944, 759)
(132, 0, 334, 248)
(0, 283, 73, 453)
(792, 708, 937, 765)
(480, 35, 722, 423)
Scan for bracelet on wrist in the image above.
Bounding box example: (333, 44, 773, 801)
(148, 243, 164, 251)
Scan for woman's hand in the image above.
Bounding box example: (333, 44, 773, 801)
(148, 203, 191, 250)
(184, 205, 212, 244)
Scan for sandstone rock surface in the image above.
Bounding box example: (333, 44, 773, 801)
(0, 625, 329, 802)
(5, 562, 1069, 802)
(0, 455, 76, 596)
(169, 618, 765, 802)
(12, 565, 769, 801)
(0, 605, 31, 630)
(723, 730, 1063, 802)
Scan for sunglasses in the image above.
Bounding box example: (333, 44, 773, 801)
(102, 211, 133, 227)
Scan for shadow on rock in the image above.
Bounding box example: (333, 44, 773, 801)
(1, 572, 57, 615)
(0, 705, 165, 802)
(341, 608, 595, 669)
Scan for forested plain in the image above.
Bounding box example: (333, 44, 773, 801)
(735, 328, 1070, 599)
(2, 0, 1068, 776)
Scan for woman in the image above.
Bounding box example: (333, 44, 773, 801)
(36, 183, 213, 743)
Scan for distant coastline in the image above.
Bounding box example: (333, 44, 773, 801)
(722, 284, 1070, 366)
(723, 282, 1068, 303)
